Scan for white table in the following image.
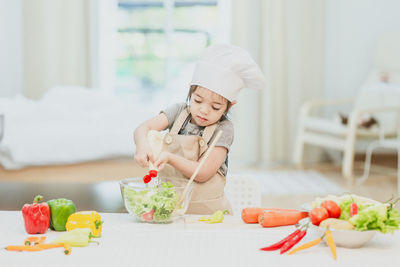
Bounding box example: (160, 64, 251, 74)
(1, 211, 399, 267)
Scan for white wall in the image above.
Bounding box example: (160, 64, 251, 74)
(0, 0, 23, 97)
(324, 0, 400, 104)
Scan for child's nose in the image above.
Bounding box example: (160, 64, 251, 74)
(200, 104, 209, 114)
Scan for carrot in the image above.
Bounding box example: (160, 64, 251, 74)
(63, 243, 72, 255)
(325, 229, 337, 260)
(36, 243, 64, 250)
(5, 245, 43, 252)
(242, 208, 304, 223)
(25, 236, 46, 246)
(258, 210, 308, 227)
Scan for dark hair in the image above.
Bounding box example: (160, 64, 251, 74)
(186, 85, 233, 114)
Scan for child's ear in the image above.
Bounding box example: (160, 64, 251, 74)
(229, 100, 237, 109)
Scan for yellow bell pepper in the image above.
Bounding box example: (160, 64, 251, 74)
(65, 211, 103, 237)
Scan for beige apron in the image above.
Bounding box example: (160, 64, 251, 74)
(158, 108, 232, 215)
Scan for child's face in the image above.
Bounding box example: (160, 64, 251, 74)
(189, 86, 228, 127)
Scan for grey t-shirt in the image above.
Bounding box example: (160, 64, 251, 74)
(161, 102, 234, 176)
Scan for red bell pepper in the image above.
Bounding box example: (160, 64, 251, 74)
(22, 195, 51, 234)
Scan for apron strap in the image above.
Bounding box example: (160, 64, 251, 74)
(202, 123, 218, 144)
(199, 123, 218, 157)
(169, 108, 190, 135)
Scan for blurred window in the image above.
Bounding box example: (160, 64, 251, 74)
(116, 0, 230, 98)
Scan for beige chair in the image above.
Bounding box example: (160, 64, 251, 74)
(293, 33, 400, 184)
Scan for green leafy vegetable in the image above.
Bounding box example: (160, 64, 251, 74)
(349, 204, 400, 233)
(349, 203, 400, 233)
(124, 182, 179, 223)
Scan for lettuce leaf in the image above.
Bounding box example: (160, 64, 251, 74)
(124, 182, 178, 222)
(349, 204, 400, 233)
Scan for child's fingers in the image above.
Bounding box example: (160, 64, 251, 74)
(134, 154, 149, 168)
(147, 153, 155, 164)
(158, 163, 166, 171)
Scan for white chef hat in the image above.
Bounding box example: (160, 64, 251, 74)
(190, 43, 266, 102)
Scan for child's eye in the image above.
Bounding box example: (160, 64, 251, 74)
(212, 106, 221, 111)
(194, 99, 201, 103)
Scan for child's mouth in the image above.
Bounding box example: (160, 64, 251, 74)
(197, 115, 208, 122)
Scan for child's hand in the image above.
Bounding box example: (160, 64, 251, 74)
(134, 145, 154, 168)
(153, 152, 171, 171)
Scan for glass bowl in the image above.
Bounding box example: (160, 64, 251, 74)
(300, 218, 377, 248)
(119, 177, 194, 223)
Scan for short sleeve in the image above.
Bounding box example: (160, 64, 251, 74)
(209, 119, 234, 152)
(160, 103, 187, 130)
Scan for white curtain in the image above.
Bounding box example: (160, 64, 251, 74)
(230, 0, 325, 166)
(23, 0, 91, 99)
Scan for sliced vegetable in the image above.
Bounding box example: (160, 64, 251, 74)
(260, 229, 300, 251)
(199, 210, 229, 224)
(325, 229, 337, 260)
(257, 210, 308, 227)
(280, 230, 307, 254)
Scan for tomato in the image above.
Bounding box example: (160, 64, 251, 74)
(149, 170, 158, 178)
(350, 202, 358, 217)
(321, 200, 341, 219)
(309, 207, 329, 226)
(141, 209, 155, 221)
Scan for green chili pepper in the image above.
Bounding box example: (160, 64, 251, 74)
(199, 210, 230, 224)
(47, 198, 76, 231)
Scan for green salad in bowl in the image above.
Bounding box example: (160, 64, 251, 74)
(119, 177, 193, 223)
(304, 194, 400, 248)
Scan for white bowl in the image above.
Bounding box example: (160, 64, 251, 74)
(299, 218, 377, 248)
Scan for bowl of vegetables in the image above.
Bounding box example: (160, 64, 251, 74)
(303, 194, 400, 248)
(119, 177, 194, 223)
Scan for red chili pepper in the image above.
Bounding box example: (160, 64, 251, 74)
(149, 170, 158, 178)
(21, 195, 50, 234)
(280, 230, 307, 254)
(350, 203, 358, 217)
(260, 229, 300, 251)
(143, 175, 152, 184)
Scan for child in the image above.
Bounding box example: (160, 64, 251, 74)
(134, 44, 265, 214)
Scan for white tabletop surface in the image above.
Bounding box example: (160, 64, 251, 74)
(0, 211, 399, 267)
